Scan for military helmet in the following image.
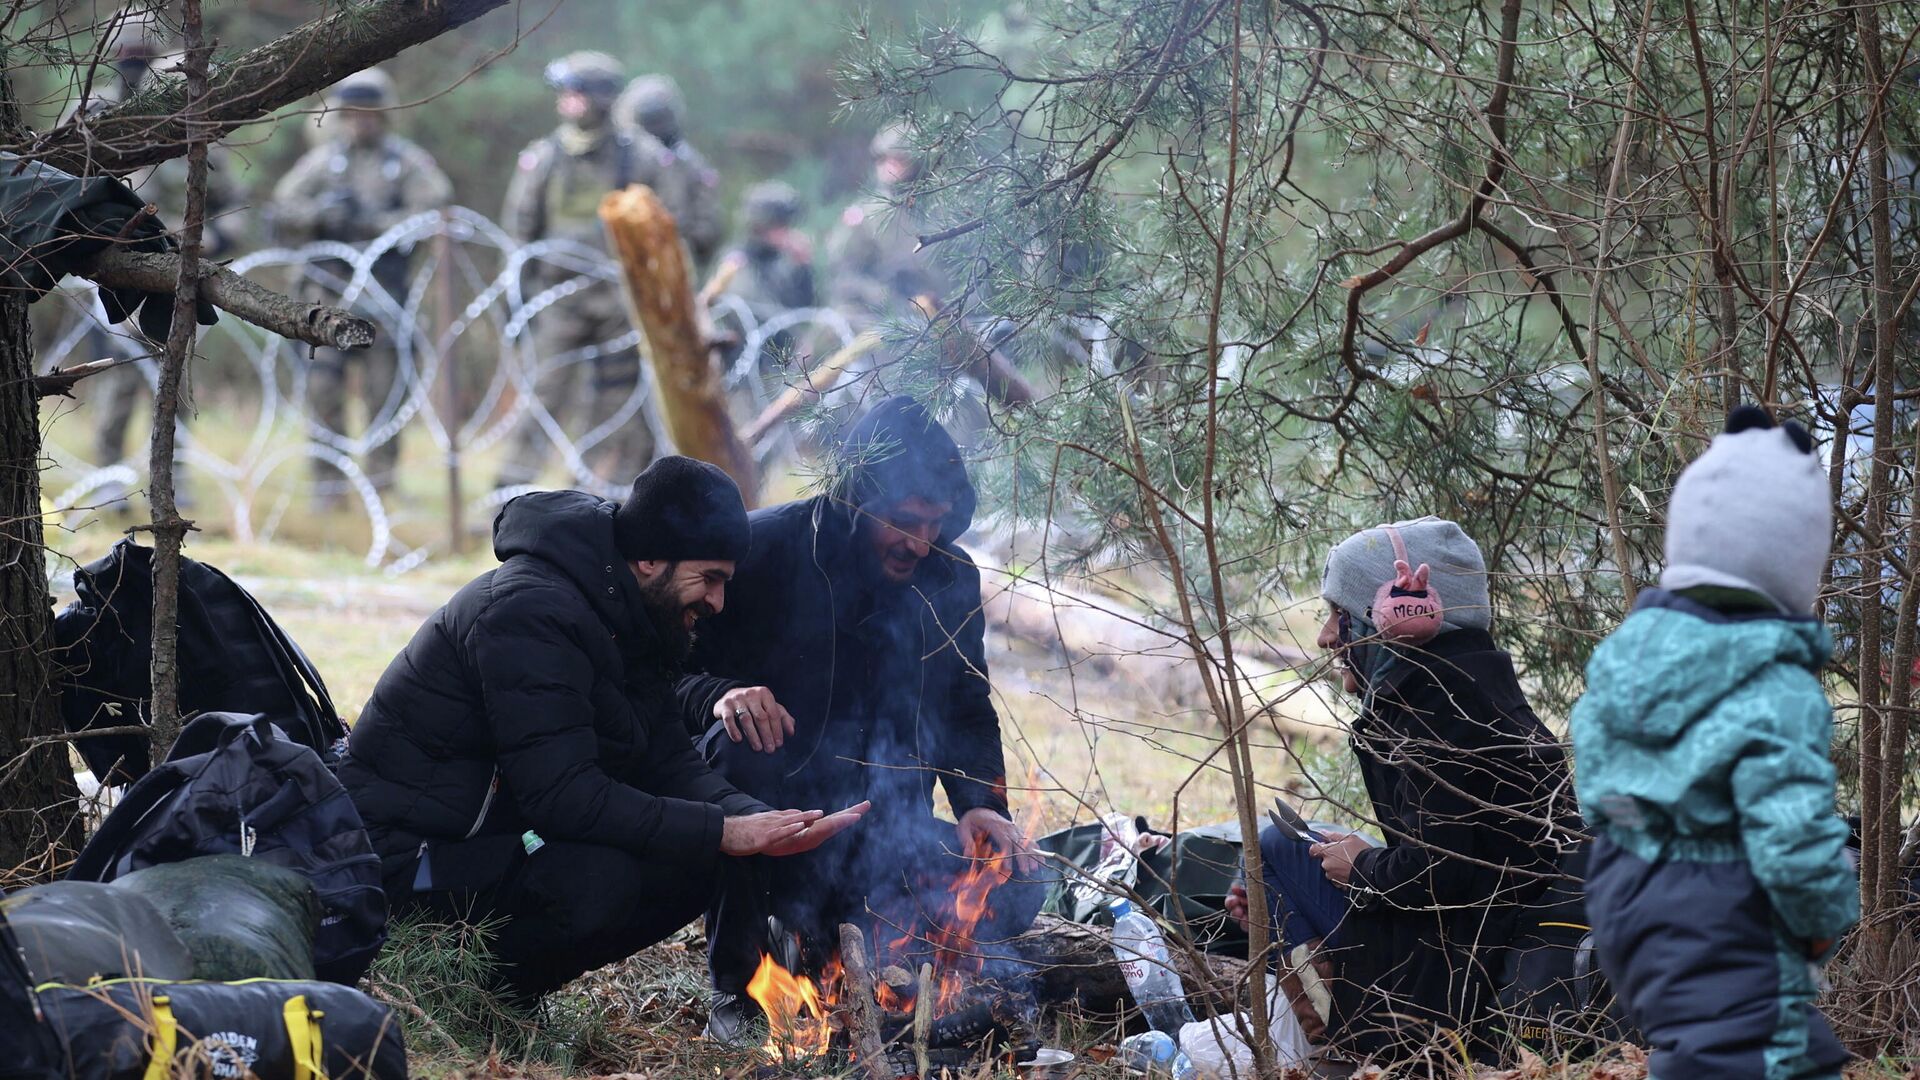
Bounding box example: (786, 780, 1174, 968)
(869, 121, 917, 161)
(742, 181, 802, 231)
(545, 51, 625, 103)
(327, 67, 395, 108)
(615, 74, 685, 139)
(109, 7, 172, 60)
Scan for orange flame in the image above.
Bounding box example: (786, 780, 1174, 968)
(745, 952, 833, 1059)
(881, 832, 1015, 1014)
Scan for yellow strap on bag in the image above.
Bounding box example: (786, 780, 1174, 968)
(283, 994, 326, 1080)
(142, 994, 177, 1080)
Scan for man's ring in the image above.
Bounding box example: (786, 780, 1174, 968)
(734, 709, 749, 720)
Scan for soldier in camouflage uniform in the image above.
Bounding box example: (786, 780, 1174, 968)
(272, 68, 451, 500)
(70, 9, 250, 494)
(615, 74, 724, 273)
(718, 181, 815, 388)
(496, 51, 670, 490)
(723, 181, 815, 319)
(826, 124, 954, 326)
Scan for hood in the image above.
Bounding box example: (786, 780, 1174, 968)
(829, 396, 977, 545)
(1578, 589, 1831, 747)
(492, 489, 646, 639)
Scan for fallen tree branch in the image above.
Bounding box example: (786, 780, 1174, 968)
(80, 249, 375, 350)
(35, 355, 139, 399)
(742, 331, 882, 445)
(17, 0, 512, 178)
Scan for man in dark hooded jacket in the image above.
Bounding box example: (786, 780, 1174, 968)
(688, 396, 1045, 1039)
(340, 457, 865, 999)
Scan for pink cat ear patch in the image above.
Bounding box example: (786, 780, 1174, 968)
(1372, 560, 1444, 644)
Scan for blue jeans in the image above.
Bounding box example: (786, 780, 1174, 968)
(1255, 823, 1350, 958)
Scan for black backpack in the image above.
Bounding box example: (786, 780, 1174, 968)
(69, 713, 385, 985)
(52, 539, 346, 784)
(1492, 843, 1635, 1056)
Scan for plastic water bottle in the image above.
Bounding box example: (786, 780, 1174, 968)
(1110, 900, 1197, 1033)
(1119, 1031, 1199, 1079)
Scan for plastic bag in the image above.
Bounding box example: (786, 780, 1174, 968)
(0, 881, 191, 984)
(1176, 975, 1314, 1079)
(114, 855, 320, 981)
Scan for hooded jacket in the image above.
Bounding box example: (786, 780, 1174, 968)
(1327, 626, 1572, 1061)
(340, 490, 766, 883)
(1572, 589, 1857, 945)
(688, 397, 1007, 820)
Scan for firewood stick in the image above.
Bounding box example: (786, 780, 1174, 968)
(913, 962, 934, 1079)
(740, 330, 882, 446)
(696, 255, 742, 309)
(838, 923, 892, 1080)
(598, 185, 757, 499)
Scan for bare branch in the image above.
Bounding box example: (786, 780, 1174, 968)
(17, 0, 511, 177)
(80, 248, 375, 350)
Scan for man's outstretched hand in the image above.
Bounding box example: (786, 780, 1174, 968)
(763, 801, 870, 856)
(957, 807, 1039, 873)
(714, 686, 795, 753)
(722, 802, 871, 857)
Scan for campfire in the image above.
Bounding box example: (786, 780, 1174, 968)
(738, 836, 1041, 1076)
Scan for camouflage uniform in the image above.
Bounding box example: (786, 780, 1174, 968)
(724, 181, 815, 318)
(719, 182, 816, 387)
(271, 69, 451, 493)
(496, 52, 668, 489)
(825, 126, 953, 324)
(67, 18, 250, 474)
(616, 74, 724, 273)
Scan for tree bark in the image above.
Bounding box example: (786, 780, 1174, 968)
(599, 185, 757, 499)
(16, 0, 511, 178)
(0, 65, 80, 878)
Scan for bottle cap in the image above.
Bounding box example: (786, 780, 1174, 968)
(1109, 898, 1133, 917)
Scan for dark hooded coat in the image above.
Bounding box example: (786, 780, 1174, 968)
(1328, 628, 1572, 1062)
(340, 490, 765, 887)
(688, 397, 1008, 822)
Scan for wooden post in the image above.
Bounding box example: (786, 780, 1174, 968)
(598, 186, 757, 502)
(433, 218, 464, 553)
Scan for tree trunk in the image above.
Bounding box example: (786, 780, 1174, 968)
(0, 64, 80, 879)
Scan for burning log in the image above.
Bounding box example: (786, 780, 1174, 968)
(1009, 913, 1252, 1020)
(837, 923, 893, 1080)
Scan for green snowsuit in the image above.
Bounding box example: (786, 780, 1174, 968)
(1572, 589, 1857, 1080)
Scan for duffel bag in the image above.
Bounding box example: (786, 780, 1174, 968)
(35, 976, 406, 1080)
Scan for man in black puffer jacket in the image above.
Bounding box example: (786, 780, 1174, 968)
(688, 397, 1045, 1040)
(340, 457, 866, 999)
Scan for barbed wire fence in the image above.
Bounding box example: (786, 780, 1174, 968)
(38, 205, 861, 572)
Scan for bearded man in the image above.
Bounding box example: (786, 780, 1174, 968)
(340, 457, 866, 999)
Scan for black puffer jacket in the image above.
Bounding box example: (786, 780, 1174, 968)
(1329, 629, 1573, 1062)
(689, 397, 1008, 820)
(340, 490, 765, 882)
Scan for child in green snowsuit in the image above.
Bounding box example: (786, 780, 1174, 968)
(1572, 406, 1858, 1080)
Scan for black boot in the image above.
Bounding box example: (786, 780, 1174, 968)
(703, 991, 766, 1046)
